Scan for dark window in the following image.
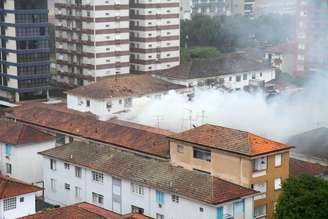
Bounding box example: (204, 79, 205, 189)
(131, 205, 144, 214)
(193, 147, 211, 161)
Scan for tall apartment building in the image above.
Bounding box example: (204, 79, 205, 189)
(296, 0, 328, 78)
(191, 0, 226, 16)
(54, 0, 180, 86)
(0, 0, 50, 102)
(169, 124, 292, 219)
(54, 0, 130, 86)
(129, 0, 180, 73)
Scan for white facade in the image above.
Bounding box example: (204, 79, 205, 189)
(54, 0, 130, 86)
(0, 192, 36, 219)
(42, 157, 254, 219)
(157, 69, 276, 90)
(0, 140, 56, 183)
(67, 89, 188, 119)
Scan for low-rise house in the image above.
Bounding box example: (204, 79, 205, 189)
(155, 52, 275, 90)
(66, 74, 189, 119)
(20, 202, 150, 219)
(0, 175, 41, 219)
(39, 141, 257, 219)
(169, 124, 293, 219)
(265, 43, 297, 75)
(0, 119, 55, 183)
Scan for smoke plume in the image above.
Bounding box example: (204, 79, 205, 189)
(123, 73, 328, 142)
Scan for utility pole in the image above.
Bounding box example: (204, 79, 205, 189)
(154, 115, 164, 128)
(185, 108, 193, 129)
(200, 110, 206, 125)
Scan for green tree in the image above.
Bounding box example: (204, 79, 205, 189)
(275, 174, 328, 219)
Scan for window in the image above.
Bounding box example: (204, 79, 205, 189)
(171, 194, 179, 203)
(3, 197, 16, 211)
(253, 157, 267, 172)
(252, 74, 256, 79)
(86, 100, 90, 107)
(92, 192, 104, 205)
(75, 166, 82, 178)
(64, 163, 70, 170)
(156, 190, 164, 204)
(177, 144, 184, 153)
(274, 178, 282, 190)
(275, 154, 282, 167)
(236, 75, 241, 82)
(193, 147, 211, 162)
(51, 178, 56, 192)
(243, 74, 247, 80)
(252, 182, 267, 194)
(75, 186, 81, 199)
(200, 207, 204, 212)
(50, 159, 56, 170)
(6, 163, 12, 174)
(55, 134, 65, 145)
(20, 197, 24, 202)
(254, 205, 266, 217)
(65, 183, 70, 190)
(260, 72, 263, 77)
(131, 205, 144, 214)
(156, 213, 164, 219)
(131, 183, 144, 195)
(92, 171, 104, 183)
(5, 144, 12, 156)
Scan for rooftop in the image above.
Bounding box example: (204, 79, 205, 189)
(6, 103, 173, 158)
(39, 141, 257, 205)
(0, 119, 54, 145)
(20, 202, 151, 219)
(0, 175, 41, 199)
(265, 42, 297, 54)
(170, 124, 291, 157)
(289, 158, 328, 177)
(158, 52, 271, 80)
(66, 74, 187, 99)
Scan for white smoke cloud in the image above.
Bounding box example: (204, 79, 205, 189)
(123, 73, 328, 142)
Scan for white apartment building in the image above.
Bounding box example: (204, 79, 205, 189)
(0, 175, 41, 219)
(54, 0, 130, 86)
(40, 141, 256, 219)
(130, 0, 180, 73)
(66, 74, 189, 119)
(0, 119, 55, 183)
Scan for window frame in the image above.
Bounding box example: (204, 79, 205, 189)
(193, 147, 211, 162)
(3, 197, 16, 211)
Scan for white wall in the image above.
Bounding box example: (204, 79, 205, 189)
(0, 140, 56, 183)
(0, 193, 36, 219)
(42, 157, 254, 219)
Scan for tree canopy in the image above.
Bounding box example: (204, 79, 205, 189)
(275, 174, 328, 219)
(181, 15, 296, 53)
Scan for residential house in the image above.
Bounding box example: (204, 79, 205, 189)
(0, 175, 41, 219)
(289, 158, 328, 180)
(169, 124, 293, 219)
(20, 202, 151, 219)
(0, 119, 55, 183)
(265, 43, 297, 75)
(39, 141, 257, 219)
(66, 74, 189, 119)
(155, 52, 275, 90)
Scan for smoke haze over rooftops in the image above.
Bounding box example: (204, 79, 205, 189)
(123, 73, 328, 142)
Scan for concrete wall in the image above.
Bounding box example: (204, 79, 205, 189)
(0, 140, 56, 183)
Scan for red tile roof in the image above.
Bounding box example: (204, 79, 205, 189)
(66, 74, 186, 99)
(7, 103, 172, 158)
(0, 119, 54, 145)
(20, 202, 149, 219)
(0, 175, 41, 199)
(289, 158, 328, 177)
(170, 124, 292, 156)
(39, 141, 257, 205)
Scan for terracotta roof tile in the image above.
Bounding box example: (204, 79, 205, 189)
(289, 158, 328, 177)
(7, 104, 172, 158)
(170, 124, 291, 156)
(0, 175, 41, 199)
(39, 141, 257, 205)
(0, 119, 54, 145)
(67, 74, 186, 99)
